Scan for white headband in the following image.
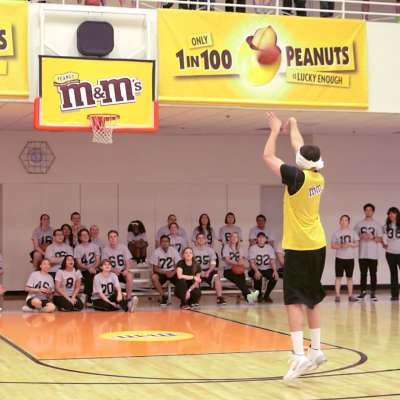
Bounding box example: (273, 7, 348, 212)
(296, 150, 324, 171)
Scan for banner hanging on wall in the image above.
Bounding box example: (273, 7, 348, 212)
(0, 1, 29, 99)
(158, 10, 368, 109)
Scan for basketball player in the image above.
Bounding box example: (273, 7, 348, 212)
(102, 230, 135, 302)
(383, 207, 400, 300)
(30, 213, 53, 269)
(169, 222, 188, 254)
(249, 214, 275, 247)
(45, 229, 74, 279)
(193, 232, 226, 305)
(263, 112, 327, 380)
(354, 204, 383, 301)
(89, 225, 105, 252)
(192, 214, 216, 248)
(218, 212, 243, 246)
(331, 215, 359, 302)
(155, 214, 188, 248)
(70, 212, 85, 246)
(248, 232, 278, 303)
(150, 235, 181, 306)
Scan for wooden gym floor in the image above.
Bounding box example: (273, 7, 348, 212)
(0, 294, 399, 400)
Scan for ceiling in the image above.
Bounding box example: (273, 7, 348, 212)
(1, 102, 400, 137)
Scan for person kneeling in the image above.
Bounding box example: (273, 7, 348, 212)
(92, 260, 137, 312)
(175, 247, 202, 309)
(53, 255, 84, 311)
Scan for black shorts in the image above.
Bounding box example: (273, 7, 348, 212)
(283, 247, 326, 309)
(335, 258, 354, 278)
(27, 298, 50, 309)
(201, 269, 218, 287)
(155, 272, 177, 286)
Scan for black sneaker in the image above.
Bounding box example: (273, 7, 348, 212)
(357, 292, 367, 300)
(264, 296, 273, 304)
(160, 295, 168, 307)
(370, 294, 378, 302)
(257, 293, 264, 303)
(391, 296, 399, 301)
(217, 296, 227, 305)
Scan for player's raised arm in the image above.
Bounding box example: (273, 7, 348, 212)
(263, 112, 284, 177)
(285, 117, 305, 154)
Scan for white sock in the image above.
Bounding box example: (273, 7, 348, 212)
(310, 328, 321, 351)
(290, 331, 304, 356)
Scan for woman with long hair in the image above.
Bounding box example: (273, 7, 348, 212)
(192, 213, 216, 248)
(127, 220, 148, 264)
(30, 213, 53, 269)
(61, 224, 75, 248)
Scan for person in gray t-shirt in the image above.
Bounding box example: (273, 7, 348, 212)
(331, 215, 359, 303)
(354, 203, 383, 300)
(383, 207, 400, 300)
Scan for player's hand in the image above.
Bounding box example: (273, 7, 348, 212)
(71, 296, 77, 304)
(116, 293, 122, 302)
(110, 301, 117, 308)
(194, 276, 202, 284)
(266, 112, 282, 133)
(272, 270, 279, 280)
(39, 287, 50, 294)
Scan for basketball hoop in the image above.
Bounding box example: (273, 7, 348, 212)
(88, 114, 120, 144)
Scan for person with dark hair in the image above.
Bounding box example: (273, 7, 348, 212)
(192, 213, 216, 248)
(331, 215, 359, 303)
(53, 255, 84, 311)
(175, 248, 202, 309)
(155, 214, 188, 248)
(169, 222, 188, 254)
(74, 228, 100, 304)
(354, 203, 383, 301)
(249, 214, 275, 247)
(248, 232, 278, 303)
(70, 212, 85, 246)
(23, 258, 56, 313)
(89, 225, 105, 252)
(92, 260, 137, 312)
(127, 220, 148, 264)
(61, 224, 75, 248)
(383, 207, 400, 301)
(30, 213, 53, 269)
(263, 113, 327, 380)
(283, 0, 306, 16)
(225, 0, 246, 13)
(150, 235, 181, 306)
(320, 0, 334, 17)
(45, 229, 74, 279)
(218, 212, 243, 248)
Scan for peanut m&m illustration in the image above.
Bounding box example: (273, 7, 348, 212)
(238, 26, 281, 86)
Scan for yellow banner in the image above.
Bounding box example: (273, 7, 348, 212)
(0, 1, 28, 98)
(158, 10, 367, 108)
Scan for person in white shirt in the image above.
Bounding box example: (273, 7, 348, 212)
(192, 213, 216, 248)
(169, 222, 188, 254)
(354, 203, 383, 301)
(102, 230, 135, 301)
(61, 224, 75, 248)
(45, 229, 74, 279)
(248, 214, 275, 247)
(155, 214, 188, 248)
(383, 207, 400, 301)
(53, 255, 84, 311)
(331, 215, 359, 303)
(150, 235, 181, 306)
(89, 225, 105, 252)
(70, 211, 86, 247)
(218, 212, 243, 247)
(30, 213, 53, 269)
(127, 220, 148, 264)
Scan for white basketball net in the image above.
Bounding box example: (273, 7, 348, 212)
(88, 114, 119, 144)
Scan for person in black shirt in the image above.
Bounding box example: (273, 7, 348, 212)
(175, 247, 202, 309)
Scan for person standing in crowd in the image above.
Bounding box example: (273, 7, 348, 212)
(193, 232, 226, 305)
(354, 203, 383, 301)
(248, 232, 279, 303)
(383, 207, 400, 301)
(175, 247, 202, 309)
(275, 242, 285, 278)
(61, 224, 75, 248)
(218, 212, 243, 248)
(45, 229, 74, 279)
(192, 213, 216, 248)
(155, 214, 188, 248)
(74, 228, 101, 304)
(169, 222, 188, 254)
(150, 235, 181, 306)
(70, 212, 85, 247)
(53, 255, 84, 311)
(249, 214, 275, 247)
(263, 112, 327, 380)
(23, 258, 56, 313)
(90, 225, 105, 252)
(102, 230, 135, 303)
(283, 0, 306, 16)
(222, 232, 259, 304)
(127, 220, 148, 264)
(30, 214, 53, 269)
(320, 0, 334, 17)
(331, 215, 359, 303)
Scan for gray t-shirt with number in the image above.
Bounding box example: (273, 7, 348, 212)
(191, 227, 216, 248)
(331, 228, 359, 260)
(222, 245, 245, 270)
(150, 247, 181, 272)
(74, 243, 100, 269)
(169, 235, 188, 254)
(354, 219, 383, 260)
(102, 244, 131, 271)
(192, 245, 217, 271)
(45, 243, 74, 273)
(92, 272, 120, 300)
(32, 226, 53, 247)
(218, 225, 243, 245)
(248, 244, 276, 270)
(383, 223, 400, 254)
(26, 271, 54, 301)
(248, 226, 275, 243)
(55, 269, 82, 297)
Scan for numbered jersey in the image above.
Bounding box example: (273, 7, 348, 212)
(32, 226, 53, 248)
(55, 269, 82, 297)
(331, 228, 359, 260)
(218, 225, 243, 245)
(354, 219, 383, 259)
(150, 246, 181, 272)
(222, 245, 245, 269)
(248, 226, 275, 244)
(384, 223, 400, 254)
(26, 271, 54, 301)
(192, 245, 217, 271)
(156, 225, 189, 243)
(74, 243, 100, 269)
(92, 272, 120, 300)
(169, 235, 188, 254)
(191, 227, 216, 248)
(102, 244, 131, 271)
(248, 244, 276, 270)
(45, 243, 74, 273)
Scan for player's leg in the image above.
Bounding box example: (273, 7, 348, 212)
(152, 272, 164, 296)
(212, 272, 226, 304)
(174, 278, 189, 308)
(263, 269, 277, 302)
(358, 259, 368, 299)
(369, 259, 378, 301)
(122, 270, 134, 300)
(386, 252, 399, 300)
(345, 259, 357, 301)
(190, 287, 201, 307)
(224, 269, 258, 304)
(26, 297, 43, 311)
(53, 296, 74, 311)
(248, 269, 263, 302)
(81, 269, 95, 303)
(335, 258, 344, 302)
(41, 301, 56, 313)
(305, 304, 326, 370)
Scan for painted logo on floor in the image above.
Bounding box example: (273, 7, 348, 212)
(100, 330, 194, 342)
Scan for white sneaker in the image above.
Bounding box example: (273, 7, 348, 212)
(246, 290, 259, 305)
(307, 347, 327, 371)
(129, 296, 139, 312)
(22, 305, 38, 313)
(283, 354, 311, 381)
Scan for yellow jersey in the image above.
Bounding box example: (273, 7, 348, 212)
(282, 169, 326, 251)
